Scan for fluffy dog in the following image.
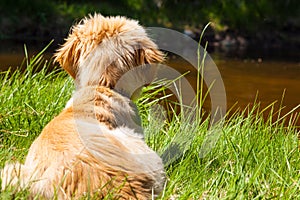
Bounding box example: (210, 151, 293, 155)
(1, 14, 165, 199)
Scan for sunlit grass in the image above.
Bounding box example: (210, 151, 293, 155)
(0, 46, 73, 161)
(1, 49, 300, 199)
(142, 91, 300, 199)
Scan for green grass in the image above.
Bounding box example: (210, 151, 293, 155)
(1, 50, 300, 199)
(0, 47, 73, 162)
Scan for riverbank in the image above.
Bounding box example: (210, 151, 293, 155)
(1, 48, 300, 199)
(0, 0, 299, 50)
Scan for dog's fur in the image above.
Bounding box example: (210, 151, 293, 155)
(1, 14, 165, 199)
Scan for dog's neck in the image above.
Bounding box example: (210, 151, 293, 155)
(75, 46, 107, 89)
(64, 85, 144, 135)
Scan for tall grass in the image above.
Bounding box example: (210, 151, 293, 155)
(1, 48, 300, 199)
(0, 46, 73, 161)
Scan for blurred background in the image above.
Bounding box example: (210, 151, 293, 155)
(0, 0, 299, 48)
(0, 0, 299, 120)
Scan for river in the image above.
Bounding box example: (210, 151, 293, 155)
(1, 40, 299, 124)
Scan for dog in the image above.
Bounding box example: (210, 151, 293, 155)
(1, 14, 165, 199)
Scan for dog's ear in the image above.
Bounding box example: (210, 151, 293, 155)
(98, 46, 164, 89)
(137, 47, 165, 65)
(54, 35, 81, 79)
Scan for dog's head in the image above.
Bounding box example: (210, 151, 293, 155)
(54, 14, 164, 89)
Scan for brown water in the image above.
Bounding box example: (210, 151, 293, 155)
(1, 41, 300, 124)
(167, 57, 300, 115)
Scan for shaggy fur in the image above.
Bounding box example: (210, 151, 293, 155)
(1, 14, 165, 199)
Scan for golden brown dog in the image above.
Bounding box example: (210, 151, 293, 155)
(1, 14, 165, 199)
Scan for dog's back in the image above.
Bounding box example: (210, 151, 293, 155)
(17, 86, 164, 199)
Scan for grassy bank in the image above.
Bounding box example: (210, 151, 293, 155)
(1, 52, 300, 199)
